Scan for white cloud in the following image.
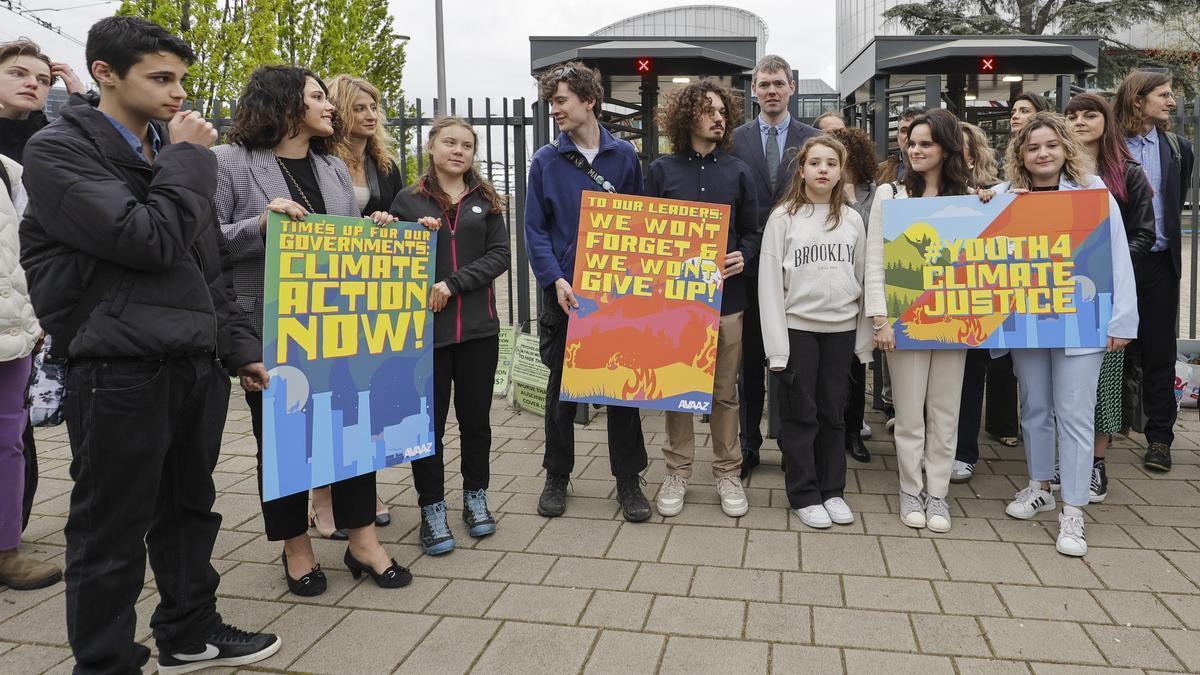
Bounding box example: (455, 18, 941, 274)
(929, 205, 986, 219)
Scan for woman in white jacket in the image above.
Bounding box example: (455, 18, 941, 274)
(991, 112, 1138, 557)
(864, 109, 976, 534)
(0, 154, 59, 589)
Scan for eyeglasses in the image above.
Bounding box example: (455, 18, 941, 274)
(551, 66, 577, 79)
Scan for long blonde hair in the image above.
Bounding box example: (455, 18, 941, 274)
(1004, 112, 1095, 190)
(777, 135, 849, 230)
(960, 122, 999, 188)
(327, 74, 398, 175)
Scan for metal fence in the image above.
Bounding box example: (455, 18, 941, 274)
(207, 93, 1200, 339)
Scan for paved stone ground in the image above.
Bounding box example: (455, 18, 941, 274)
(3, 393, 1200, 674)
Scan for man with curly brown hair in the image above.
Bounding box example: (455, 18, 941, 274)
(644, 79, 759, 518)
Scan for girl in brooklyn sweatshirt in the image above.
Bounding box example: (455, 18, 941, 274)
(758, 135, 873, 529)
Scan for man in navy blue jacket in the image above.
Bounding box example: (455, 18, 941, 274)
(1115, 70, 1196, 474)
(525, 61, 651, 521)
(730, 55, 818, 478)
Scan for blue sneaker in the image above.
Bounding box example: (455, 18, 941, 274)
(420, 502, 455, 555)
(463, 489, 497, 537)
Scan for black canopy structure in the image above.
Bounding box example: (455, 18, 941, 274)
(529, 35, 760, 161)
(838, 34, 1100, 155)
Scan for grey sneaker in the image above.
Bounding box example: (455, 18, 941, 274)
(900, 492, 926, 529)
(925, 496, 951, 533)
(656, 474, 688, 517)
(716, 476, 749, 517)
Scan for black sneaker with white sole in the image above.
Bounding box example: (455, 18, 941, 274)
(1089, 459, 1108, 503)
(158, 623, 281, 674)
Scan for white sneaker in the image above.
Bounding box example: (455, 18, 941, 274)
(925, 496, 952, 533)
(656, 474, 687, 517)
(716, 476, 749, 517)
(900, 492, 926, 529)
(823, 497, 854, 525)
(950, 460, 975, 484)
(1056, 510, 1087, 557)
(796, 504, 832, 529)
(860, 420, 872, 439)
(885, 417, 896, 434)
(1006, 480, 1056, 520)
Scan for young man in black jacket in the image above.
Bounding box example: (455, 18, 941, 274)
(19, 17, 278, 674)
(730, 55, 818, 477)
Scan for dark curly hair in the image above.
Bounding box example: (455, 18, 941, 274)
(226, 65, 342, 153)
(537, 60, 604, 114)
(658, 79, 742, 155)
(829, 127, 878, 185)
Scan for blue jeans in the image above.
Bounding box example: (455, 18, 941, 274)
(1010, 349, 1104, 508)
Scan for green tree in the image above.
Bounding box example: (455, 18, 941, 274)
(882, 0, 1199, 95)
(117, 0, 406, 115)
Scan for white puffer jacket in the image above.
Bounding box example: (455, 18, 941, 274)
(0, 155, 41, 361)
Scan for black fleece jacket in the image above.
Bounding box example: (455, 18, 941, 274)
(390, 179, 510, 348)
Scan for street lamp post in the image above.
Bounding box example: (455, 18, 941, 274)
(435, 0, 447, 115)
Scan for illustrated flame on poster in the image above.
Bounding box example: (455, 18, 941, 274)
(560, 191, 730, 413)
(882, 190, 1113, 350)
(260, 212, 437, 501)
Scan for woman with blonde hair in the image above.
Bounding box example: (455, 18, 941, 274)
(327, 74, 404, 216)
(991, 112, 1138, 557)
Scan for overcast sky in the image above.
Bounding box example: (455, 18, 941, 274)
(3, 0, 838, 103)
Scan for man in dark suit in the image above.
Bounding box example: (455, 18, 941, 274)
(1114, 70, 1196, 473)
(730, 55, 818, 478)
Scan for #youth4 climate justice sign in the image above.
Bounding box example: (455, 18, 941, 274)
(882, 189, 1113, 350)
(560, 191, 730, 412)
(260, 212, 436, 501)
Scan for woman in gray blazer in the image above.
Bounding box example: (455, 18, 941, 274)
(213, 65, 408, 595)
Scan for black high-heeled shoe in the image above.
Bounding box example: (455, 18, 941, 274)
(281, 551, 327, 597)
(343, 548, 412, 589)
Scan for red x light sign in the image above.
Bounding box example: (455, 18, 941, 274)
(635, 57, 653, 74)
(979, 56, 997, 73)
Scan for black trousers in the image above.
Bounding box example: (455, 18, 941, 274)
(778, 329, 855, 509)
(539, 289, 647, 478)
(1137, 251, 1180, 447)
(21, 419, 35, 529)
(63, 356, 228, 675)
(956, 350, 1020, 464)
(247, 391, 375, 540)
(843, 358, 866, 440)
(412, 334, 498, 506)
(739, 279, 768, 452)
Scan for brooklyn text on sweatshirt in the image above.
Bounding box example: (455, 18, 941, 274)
(758, 203, 870, 370)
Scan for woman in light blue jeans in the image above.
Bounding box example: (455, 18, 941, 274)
(989, 112, 1138, 558)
